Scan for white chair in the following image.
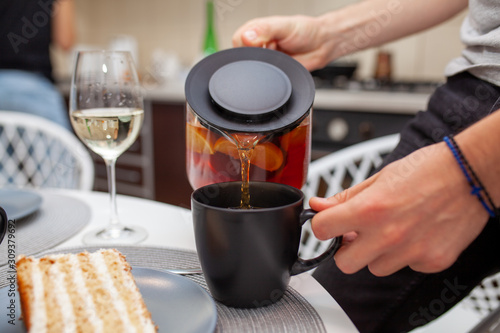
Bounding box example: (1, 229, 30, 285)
(0, 111, 94, 190)
(461, 274, 500, 318)
(300, 134, 400, 259)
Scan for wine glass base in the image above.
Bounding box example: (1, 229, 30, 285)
(82, 225, 148, 245)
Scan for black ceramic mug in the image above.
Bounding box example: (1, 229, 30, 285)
(0, 207, 7, 245)
(191, 181, 342, 308)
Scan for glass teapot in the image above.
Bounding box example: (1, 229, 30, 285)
(185, 47, 315, 190)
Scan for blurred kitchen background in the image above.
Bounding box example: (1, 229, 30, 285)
(51, 0, 468, 207)
(52, 0, 466, 82)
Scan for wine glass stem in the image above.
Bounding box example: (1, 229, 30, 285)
(104, 158, 120, 228)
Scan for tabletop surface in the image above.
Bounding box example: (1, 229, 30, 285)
(4, 188, 483, 333)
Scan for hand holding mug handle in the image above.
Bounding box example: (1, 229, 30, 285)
(291, 209, 342, 275)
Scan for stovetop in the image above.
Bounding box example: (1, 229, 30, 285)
(313, 76, 443, 95)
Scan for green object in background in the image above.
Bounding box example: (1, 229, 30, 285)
(203, 0, 218, 56)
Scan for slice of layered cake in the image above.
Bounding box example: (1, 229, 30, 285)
(16, 249, 157, 333)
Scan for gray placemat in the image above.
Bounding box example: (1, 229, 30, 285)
(0, 192, 91, 266)
(1, 245, 326, 333)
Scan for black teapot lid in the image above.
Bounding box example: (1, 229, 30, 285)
(185, 47, 315, 133)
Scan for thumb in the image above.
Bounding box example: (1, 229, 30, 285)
(309, 173, 379, 211)
(309, 189, 353, 211)
(240, 29, 264, 46)
(233, 17, 293, 48)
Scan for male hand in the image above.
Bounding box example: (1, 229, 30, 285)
(232, 15, 334, 71)
(310, 142, 489, 276)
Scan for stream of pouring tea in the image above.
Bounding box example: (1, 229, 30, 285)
(238, 148, 253, 209)
(232, 133, 262, 209)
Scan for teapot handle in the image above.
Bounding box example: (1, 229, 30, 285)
(290, 209, 343, 275)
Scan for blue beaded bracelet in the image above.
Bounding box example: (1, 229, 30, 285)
(443, 136, 498, 218)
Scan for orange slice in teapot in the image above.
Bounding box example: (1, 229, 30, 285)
(186, 124, 214, 154)
(214, 137, 284, 172)
(280, 125, 308, 150)
(213, 137, 239, 159)
(253, 142, 284, 172)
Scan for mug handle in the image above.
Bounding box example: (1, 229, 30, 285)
(0, 207, 7, 245)
(290, 209, 343, 275)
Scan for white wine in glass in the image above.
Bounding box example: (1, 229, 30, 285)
(69, 51, 147, 244)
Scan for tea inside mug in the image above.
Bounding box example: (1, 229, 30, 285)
(228, 206, 264, 210)
(192, 181, 302, 209)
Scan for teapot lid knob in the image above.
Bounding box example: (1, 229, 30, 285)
(208, 60, 292, 121)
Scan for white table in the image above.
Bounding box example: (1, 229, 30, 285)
(51, 189, 359, 333)
(50, 189, 483, 333)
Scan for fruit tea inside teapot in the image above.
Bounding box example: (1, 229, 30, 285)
(185, 47, 315, 195)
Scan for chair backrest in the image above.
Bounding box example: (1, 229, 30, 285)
(463, 273, 500, 317)
(0, 111, 94, 190)
(299, 134, 400, 259)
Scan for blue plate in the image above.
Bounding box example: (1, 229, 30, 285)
(134, 267, 217, 333)
(0, 267, 217, 333)
(0, 189, 43, 220)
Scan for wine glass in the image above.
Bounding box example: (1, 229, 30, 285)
(69, 50, 147, 244)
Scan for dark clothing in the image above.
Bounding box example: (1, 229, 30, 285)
(313, 72, 500, 333)
(0, 0, 54, 82)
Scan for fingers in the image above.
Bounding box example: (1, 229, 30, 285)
(240, 29, 263, 47)
(343, 231, 358, 243)
(335, 239, 459, 277)
(232, 16, 334, 71)
(309, 196, 340, 211)
(232, 19, 271, 47)
(311, 199, 362, 241)
(334, 230, 411, 276)
(309, 173, 378, 211)
(365, 251, 409, 277)
(308, 173, 397, 274)
(232, 17, 295, 48)
(366, 242, 459, 276)
(310, 174, 379, 240)
(265, 41, 278, 50)
(333, 234, 384, 274)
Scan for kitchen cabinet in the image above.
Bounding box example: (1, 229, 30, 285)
(148, 100, 192, 208)
(310, 88, 431, 159)
(311, 108, 414, 159)
(89, 104, 155, 201)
